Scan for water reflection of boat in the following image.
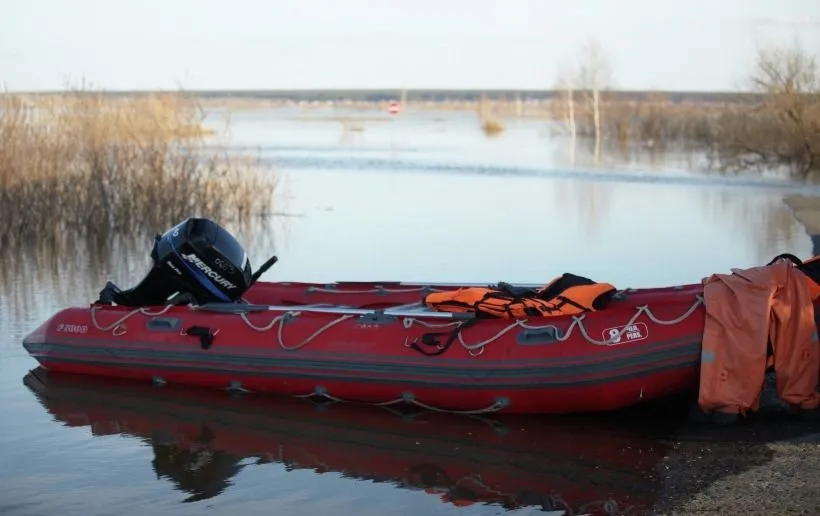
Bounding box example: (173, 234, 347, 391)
(23, 367, 668, 515)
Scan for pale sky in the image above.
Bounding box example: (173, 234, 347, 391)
(2, 0, 819, 92)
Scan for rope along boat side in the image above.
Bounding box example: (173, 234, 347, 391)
(21, 218, 820, 416)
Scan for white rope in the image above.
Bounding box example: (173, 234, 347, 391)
(402, 318, 460, 329)
(405, 397, 507, 415)
(87, 294, 704, 357)
(238, 312, 289, 332)
(277, 313, 354, 351)
(236, 310, 354, 350)
(402, 294, 704, 353)
(294, 387, 509, 415)
(90, 304, 175, 334)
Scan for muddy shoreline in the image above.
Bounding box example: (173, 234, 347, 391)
(649, 390, 820, 515)
(785, 194, 820, 252)
(648, 194, 820, 515)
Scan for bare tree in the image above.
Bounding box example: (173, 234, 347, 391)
(549, 38, 614, 165)
(554, 63, 578, 141)
(576, 39, 613, 162)
(711, 39, 820, 178)
(553, 63, 579, 165)
(574, 38, 612, 161)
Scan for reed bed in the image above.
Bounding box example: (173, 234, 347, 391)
(548, 42, 820, 179)
(477, 94, 506, 137)
(550, 93, 820, 179)
(0, 90, 276, 249)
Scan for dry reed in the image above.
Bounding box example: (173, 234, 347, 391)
(478, 94, 506, 137)
(0, 89, 276, 250)
(480, 117, 505, 137)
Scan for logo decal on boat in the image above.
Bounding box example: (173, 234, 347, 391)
(180, 253, 237, 290)
(56, 323, 88, 334)
(602, 322, 648, 344)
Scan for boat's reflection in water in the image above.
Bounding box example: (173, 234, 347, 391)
(23, 367, 679, 515)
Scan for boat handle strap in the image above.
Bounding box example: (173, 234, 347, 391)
(185, 326, 215, 350)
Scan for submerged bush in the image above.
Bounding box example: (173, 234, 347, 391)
(0, 89, 276, 248)
(705, 43, 820, 178)
(550, 41, 820, 179)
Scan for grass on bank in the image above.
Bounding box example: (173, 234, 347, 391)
(0, 89, 276, 248)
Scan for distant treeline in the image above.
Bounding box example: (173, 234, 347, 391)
(15, 88, 767, 105)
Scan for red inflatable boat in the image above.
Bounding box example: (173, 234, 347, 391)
(22, 277, 707, 415)
(23, 367, 668, 513)
(19, 217, 820, 416)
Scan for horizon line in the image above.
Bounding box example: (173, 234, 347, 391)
(4, 86, 761, 96)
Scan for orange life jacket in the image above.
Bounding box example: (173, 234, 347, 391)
(423, 273, 617, 319)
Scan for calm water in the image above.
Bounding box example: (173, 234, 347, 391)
(1, 106, 818, 516)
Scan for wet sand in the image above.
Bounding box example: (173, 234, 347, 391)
(651, 410, 820, 515)
(649, 195, 820, 515)
(654, 441, 820, 514)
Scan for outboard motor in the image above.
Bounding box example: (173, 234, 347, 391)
(97, 217, 276, 307)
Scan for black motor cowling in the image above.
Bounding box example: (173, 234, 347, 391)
(97, 218, 258, 307)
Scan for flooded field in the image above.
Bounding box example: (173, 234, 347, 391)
(1, 106, 818, 515)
